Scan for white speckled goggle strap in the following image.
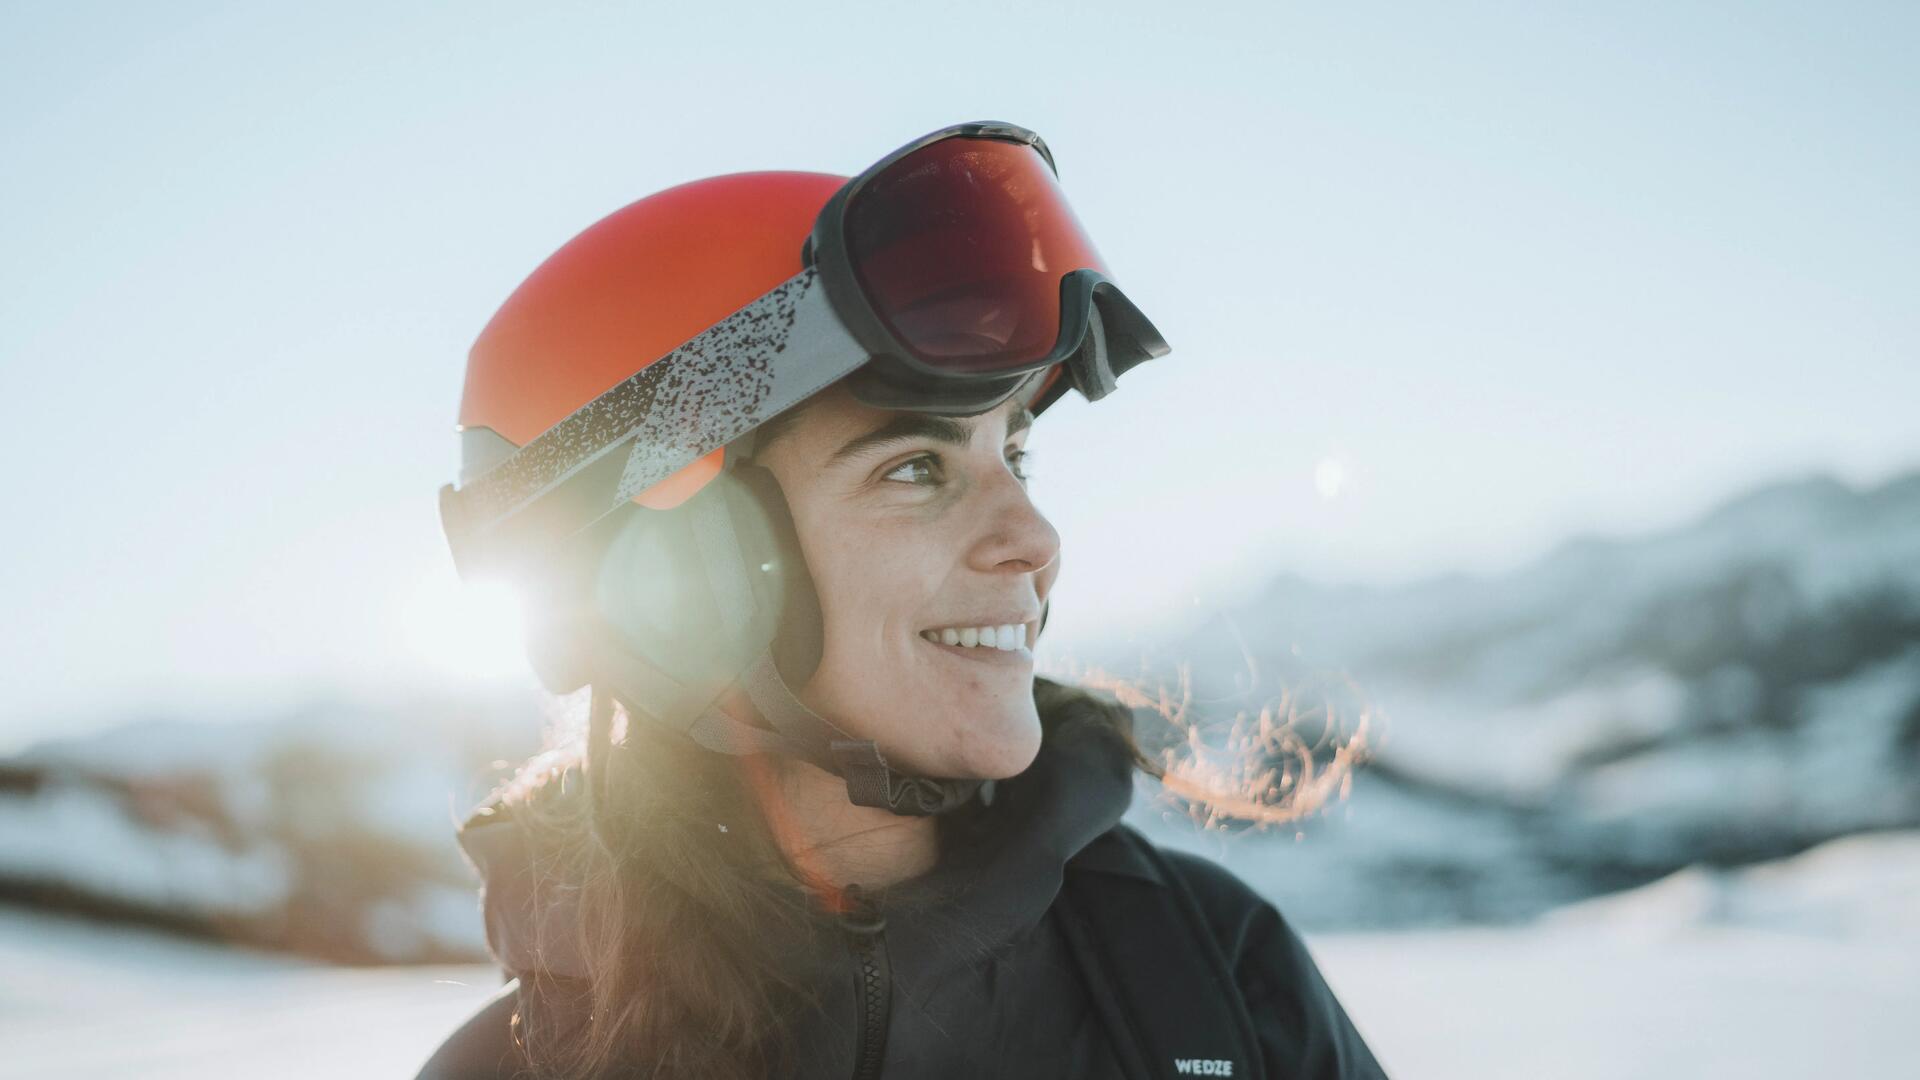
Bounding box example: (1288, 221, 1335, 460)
(442, 267, 862, 575)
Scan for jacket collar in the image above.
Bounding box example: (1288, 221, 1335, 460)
(454, 688, 1151, 981)
(879, 708, 1144, 951)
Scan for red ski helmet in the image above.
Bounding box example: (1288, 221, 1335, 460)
(443, 126, 1165, 815)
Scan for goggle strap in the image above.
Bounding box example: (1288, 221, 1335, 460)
(452, 267, 860, 555)
(610, 270, 860, 508)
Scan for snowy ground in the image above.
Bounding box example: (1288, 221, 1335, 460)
(5, 890, 1911, 1078)
(1319, 926, 1913, 1079)
(0, 908, 502, 1079)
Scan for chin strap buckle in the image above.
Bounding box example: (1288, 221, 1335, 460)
(830, 739, 984, 817)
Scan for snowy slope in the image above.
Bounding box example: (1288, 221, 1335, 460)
(0, 906, 504, 1080)
(6, 832, 1913, 1080)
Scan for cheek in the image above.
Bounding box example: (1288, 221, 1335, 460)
(793, 514, 949, 730)
(788, 499, 1041, 775)
(800, 514, 927, 659)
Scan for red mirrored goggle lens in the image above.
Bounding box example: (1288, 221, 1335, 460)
(845, 136, 1109, 375)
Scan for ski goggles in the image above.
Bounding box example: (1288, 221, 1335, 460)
(441, 120, 1169, 579)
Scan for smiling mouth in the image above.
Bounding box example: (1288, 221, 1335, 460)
(919, 635, 1034, 666)
(917, 620, 1037, 650)
(915, 623, 1036, 665)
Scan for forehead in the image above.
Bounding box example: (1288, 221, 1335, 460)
(803, 380, 908, 435)
(788, 382, 1032, 452)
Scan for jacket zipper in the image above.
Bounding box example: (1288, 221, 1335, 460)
(841, 885, 891, 1080)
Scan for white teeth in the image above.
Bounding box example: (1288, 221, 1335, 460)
(922, 622, 1032, 650)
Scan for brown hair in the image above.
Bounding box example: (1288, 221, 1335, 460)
(492, 675, 1149, 1079)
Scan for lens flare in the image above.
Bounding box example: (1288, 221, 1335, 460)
(400, 567, 529, 682)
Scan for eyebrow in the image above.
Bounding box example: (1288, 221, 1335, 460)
(828, 404, 1034, 468)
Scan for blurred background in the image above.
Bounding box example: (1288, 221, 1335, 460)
(2, 2, 1915, 1077)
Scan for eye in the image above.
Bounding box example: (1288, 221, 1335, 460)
(879, 448, 1033, 487)
(882, 454, 943, 487)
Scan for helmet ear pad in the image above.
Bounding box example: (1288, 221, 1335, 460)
(730, 463, 824, 690)
(517, 462, 821, 729)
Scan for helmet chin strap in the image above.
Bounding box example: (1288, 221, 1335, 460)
(579, 630, 984, 816)
(695, 647, 985, 816)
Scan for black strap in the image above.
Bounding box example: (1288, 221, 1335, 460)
(828, 738, 982, 816)
(1057, 826, 1265, 1080)
(678, 647, 983, 816)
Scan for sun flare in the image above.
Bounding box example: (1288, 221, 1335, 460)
(401, 567, 529, 682)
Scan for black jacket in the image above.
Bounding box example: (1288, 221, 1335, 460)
(418, 703, 1389, 1079)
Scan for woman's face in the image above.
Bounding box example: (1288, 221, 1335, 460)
(754, 382, 1061, 780)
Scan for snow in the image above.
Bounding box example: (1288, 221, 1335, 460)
(1328, 831, 1920, 1077)
(0, 907, 505, 1080)
(6, 842, 1914, 1080)
(1317, 922, 1915, 1080)
(0, 783, 292, 915)
(1110, 470, 1920, 929)
(1365, 665, 1692, 801)
(1542, 830, 1920, 941)
(0, 692, 540, 962)
(1, 810, 1913, 1080)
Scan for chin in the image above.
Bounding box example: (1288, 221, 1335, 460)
(943, 705, 1045, 780)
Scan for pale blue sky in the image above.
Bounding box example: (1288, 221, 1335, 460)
(3, 1, 1915, 738)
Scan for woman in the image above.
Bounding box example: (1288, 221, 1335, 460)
(420, 122, 1387, 1079)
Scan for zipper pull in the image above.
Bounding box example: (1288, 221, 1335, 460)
(839, 882, 887, 935)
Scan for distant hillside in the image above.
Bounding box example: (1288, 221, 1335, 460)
(1127, 469, 1920, 927)
(0, 691, 543, 963)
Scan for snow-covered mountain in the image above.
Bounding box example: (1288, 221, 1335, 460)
(1128, 469, 1920, 927)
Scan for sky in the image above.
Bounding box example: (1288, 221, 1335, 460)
(2, 1, 1915, 738)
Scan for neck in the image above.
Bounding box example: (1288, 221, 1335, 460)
(749, 755, 940, 893)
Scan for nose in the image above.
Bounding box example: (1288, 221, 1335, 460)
(968, 462, 1061, 583)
